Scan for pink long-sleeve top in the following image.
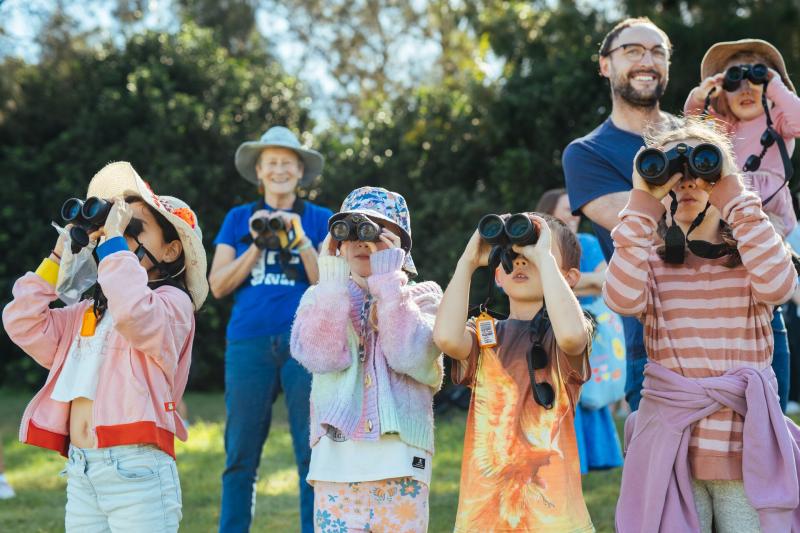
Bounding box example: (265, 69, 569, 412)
(290, 248, 443, 454)
(3, 242, 195, 459)
(685, 77, 800, 234)
(604, 176, 796, 480)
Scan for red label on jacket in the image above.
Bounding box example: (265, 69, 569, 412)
(164, 401, 176, 412)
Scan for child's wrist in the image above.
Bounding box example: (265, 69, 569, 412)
(318, 255, 350, 283)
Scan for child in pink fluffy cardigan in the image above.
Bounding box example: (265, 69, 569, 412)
(290, 186, 443, 533)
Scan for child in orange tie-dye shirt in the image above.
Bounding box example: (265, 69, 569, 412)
(434, 213, 594, 532)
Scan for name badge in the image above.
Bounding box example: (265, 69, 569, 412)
(475, 311, 497, 348)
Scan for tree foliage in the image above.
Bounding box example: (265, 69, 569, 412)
(3, 0, 800, 389)
(0, 22, 311, 389)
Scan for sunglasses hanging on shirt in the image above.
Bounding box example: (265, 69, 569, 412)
(526, 306, 555, 410)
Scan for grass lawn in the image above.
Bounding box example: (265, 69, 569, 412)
(0, 388, 621, 532)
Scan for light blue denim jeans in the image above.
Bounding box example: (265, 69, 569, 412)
(62, 444, 182, 532)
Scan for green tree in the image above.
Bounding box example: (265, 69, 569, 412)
(0, 22, 313, 389)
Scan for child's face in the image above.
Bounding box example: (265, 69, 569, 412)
(658, 140, 720, 225)
(340, 220, 401, 278)
(722, 57, 767, 122)
(124, 201, 182, 272)
(495, 237, 576, 302)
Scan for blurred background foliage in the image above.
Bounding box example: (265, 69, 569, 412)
(1, 0, 799, 389)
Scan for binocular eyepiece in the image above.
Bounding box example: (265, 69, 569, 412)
(478, 213, 539, 247)
(330, 214, 381, 243)
(635, 142, 722, 186)
(722, 63, 768, 92)
(61, 197, 113, 253)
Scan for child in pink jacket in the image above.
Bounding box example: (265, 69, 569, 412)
(685, 38, 800, 237)
(290, 187, 443, 533)
(2, 162, 208, 532)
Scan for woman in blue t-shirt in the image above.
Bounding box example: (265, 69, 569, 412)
(209, 126, 332, 533)
(537, 188, 624, 473)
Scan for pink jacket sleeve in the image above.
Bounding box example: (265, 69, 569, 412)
(603, 189, 663, 319)
(368, 248, 444, 389)
(767, 77, 800, 139)
(2, 271, 81, 369)
(290, 256, 353, 373)
(98, 251, 194, 380)
(709, 175, 797, 304)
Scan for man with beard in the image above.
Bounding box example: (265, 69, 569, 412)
(563, 17, 674, 411)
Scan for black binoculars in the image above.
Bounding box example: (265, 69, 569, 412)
(635, 142, 722, 186)
(61, 197, 113, 253)
(722, 63, 768, 92)
(478, 213, 539, 247)
(250, 215, 289, 250)
(330, 214, 381, 243)
(478, 213, 539, 274)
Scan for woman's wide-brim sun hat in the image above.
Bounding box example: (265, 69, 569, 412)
(86, 161, 209, 310)
(701, 38, 795, 93)
(235, 126, 325, 187)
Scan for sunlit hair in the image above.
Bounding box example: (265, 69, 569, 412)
(645, 117, 743, 267)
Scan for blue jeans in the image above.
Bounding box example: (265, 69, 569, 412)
(63, 444, 181, 532)
(219, 333, 313, 533)
(622, 316, 647, 412)
(772, 307, 790, 412)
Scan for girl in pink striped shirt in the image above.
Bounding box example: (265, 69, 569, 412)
(604, 118, 797, 532)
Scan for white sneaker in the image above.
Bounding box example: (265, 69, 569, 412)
(787, 401, 800, 415)
(0, 479, 15, 500)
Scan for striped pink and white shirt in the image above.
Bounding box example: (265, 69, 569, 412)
(604, 176, 796, 480)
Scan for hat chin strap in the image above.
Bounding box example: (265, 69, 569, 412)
(132, 238, 185, 282)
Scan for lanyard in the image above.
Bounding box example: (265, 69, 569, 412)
(358, 294, 373, 363)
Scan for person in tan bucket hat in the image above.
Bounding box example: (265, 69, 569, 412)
(685, 38, 800, 238)
(2, 161, 208, 531)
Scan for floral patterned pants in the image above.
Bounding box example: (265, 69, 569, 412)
(313, 478, 429, 533)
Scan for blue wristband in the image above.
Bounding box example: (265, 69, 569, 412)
(96, 236, 129, 262)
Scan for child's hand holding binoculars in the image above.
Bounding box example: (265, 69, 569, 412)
(512, 215, 551, 266)
(88, 197, 132, 241)
(458, 230, 492, 272)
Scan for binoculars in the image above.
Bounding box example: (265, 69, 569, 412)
(722, 63, 768, 92)
(478, 213, 539, 247)
(478, 213, 539, 274)
(330, 214, 381, 243)
(61, 197, 113, 253)
(250, 215, 289, 250)
(635, 142, 722, 186)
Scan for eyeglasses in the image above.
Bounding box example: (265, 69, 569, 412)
(528, 337, 555, 410)
(605, 43, 669, 63)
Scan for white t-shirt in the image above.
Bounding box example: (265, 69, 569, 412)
(307, 428, 432, 486)
(51, 314, 114, 402)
